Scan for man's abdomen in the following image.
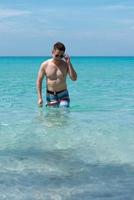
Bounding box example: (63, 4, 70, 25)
(47, 79, 67, 92)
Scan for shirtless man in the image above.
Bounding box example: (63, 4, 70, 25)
(36, 42, 77, 107)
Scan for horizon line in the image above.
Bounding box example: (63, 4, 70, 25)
(0, 55, 134, 57)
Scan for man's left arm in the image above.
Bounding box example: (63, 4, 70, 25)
(65, 55, 77, 81)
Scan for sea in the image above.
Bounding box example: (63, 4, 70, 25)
(0, 56, 134, 200)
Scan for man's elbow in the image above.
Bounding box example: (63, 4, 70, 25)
(73, 77, 77, 81)
(36, 79, 42, 88)
(71, 75, 77, 81)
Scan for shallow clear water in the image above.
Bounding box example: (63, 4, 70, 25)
(0, 57, 134, 199)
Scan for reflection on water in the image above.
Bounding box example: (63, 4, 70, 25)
(0, 146, 134, 200)
(0, 109, 134, 199)
(37, 107, 71, 128)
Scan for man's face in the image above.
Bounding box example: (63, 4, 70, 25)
(52, 49, 65, 61)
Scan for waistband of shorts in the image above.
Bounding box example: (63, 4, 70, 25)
(47, 89, 67, 95)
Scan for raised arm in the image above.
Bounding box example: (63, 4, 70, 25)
(36, 63, 45, 107)
(65, 55, 77, 81)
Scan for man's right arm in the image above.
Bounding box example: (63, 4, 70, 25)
(36, 63, 46, 107)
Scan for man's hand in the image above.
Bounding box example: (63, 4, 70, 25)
(38, 98, 43, 107)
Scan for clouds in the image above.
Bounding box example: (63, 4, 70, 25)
(0, 1, 134, 55)
(93, 4, 134, 11)
(0, 8, 31, 18)
(0, 8, 32, 35)
(0, 3, 133, 30)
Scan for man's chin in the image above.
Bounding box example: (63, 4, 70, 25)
(53, 58, 61, 61)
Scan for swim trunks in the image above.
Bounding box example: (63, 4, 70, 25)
(46, 89, 70, 107)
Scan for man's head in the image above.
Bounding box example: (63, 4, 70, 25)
(52, 42, 66, 60)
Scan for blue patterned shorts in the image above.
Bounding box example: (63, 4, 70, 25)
(46, 89, 70, 107)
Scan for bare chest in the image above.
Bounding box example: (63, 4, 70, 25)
(46, 63, 67, 80)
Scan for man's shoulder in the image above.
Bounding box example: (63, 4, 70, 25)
(41, 58, 52, 68)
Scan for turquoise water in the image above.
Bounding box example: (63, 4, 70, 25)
(0, 56, 134, 199)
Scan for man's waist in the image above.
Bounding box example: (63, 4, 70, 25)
(47, 88, 67, 95)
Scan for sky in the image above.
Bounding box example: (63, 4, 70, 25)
(0, 0, 134, 56)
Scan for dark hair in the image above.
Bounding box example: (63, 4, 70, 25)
(53, 42, 65, 52)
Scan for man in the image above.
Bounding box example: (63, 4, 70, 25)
(36, 42, 77, 107)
